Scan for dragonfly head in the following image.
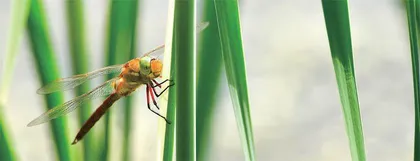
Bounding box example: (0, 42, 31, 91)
(150, 58, 163, 78)
(139, 56, 162, 78)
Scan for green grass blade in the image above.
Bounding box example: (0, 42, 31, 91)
(196, 0, 223, 160)
(0, 113, 15, 161)
(416, 121, 420, 161)
(101, 1, 139, 160)
(122, 96, 134, 161)
(162, 52, 177, 161)
(118, 2, 138, 161)
(213, 0, 256, 160)
(0, 0, 31, 160)
(173, 0, 195, 159)
(414, 1, 420, 160)
(0, 116, 15, 161)
(157, 4, 175, 160)
(321, 1, 366, 160)
(27, 0, 72, 160)
(0, 0, 31, 102)
(405, 1, 420, 160)
(65, 1, 95, 160)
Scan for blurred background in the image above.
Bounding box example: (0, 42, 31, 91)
(0, 0, 415, 161)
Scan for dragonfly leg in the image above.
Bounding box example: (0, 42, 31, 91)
(152, 79, 169, 88)
(150, 82, 175, 97)
(148, 87, 159, 110)
(146, 86, 171, 124)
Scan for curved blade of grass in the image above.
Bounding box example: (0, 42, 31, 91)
(161, 49, 177, 161)
(0, 119, 15, 161)
(416, 120, 420, 161)
(173, 0, 196, 159)
(65, 1, 95, 160)
(27, 0, 72, 160)
(405, 1, 420, 160)
(158, 1, 176, 160)
(196, 0, 223, 160)
(0, 0, 31, 103)
(122, 95, 134, 161)
(415, 1, 420, 160)
(413, 1, 420, 160)
(101, 1, 139, 161)
(120, 1, 139, 161)
(0, 0, 31, 160)
(213, 0, 256, 160)
(158, 21, 211, 161)
(321, 1, 366, 160)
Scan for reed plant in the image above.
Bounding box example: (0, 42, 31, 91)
(321, 0, 366, 160)
(27, 0, 73, 160)
(196, 0, 223, 160)
(65, 0, 95, 160)
(102, 1, 139, 161)
(0, 0, 31, 160)
(405, 0, 420, 160)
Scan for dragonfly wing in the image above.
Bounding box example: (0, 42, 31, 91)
(142, 44, 165, 58)
(28, 77, 119, 127)
(142, 21, 210, 58)
(37, 64, 123, 94)
(196, 21, 209, 33)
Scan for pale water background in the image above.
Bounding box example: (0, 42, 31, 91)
(0, 0, 414, 161)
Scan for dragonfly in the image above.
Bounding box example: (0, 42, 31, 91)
(27, 22, 209, 145)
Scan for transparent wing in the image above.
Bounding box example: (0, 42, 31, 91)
(143, 21, 210, 58)
(196, 21, 209, 33)
(142, 44, 165, 58)
(37, 64, 123, 94)
(28, 77, 119, 126)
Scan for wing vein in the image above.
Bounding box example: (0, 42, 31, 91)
(28, 77, 119, 126)
(37, 64, 123, 94)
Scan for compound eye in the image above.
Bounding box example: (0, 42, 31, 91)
(147, 59, 155, 70)
(139, 57, 152, 75)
